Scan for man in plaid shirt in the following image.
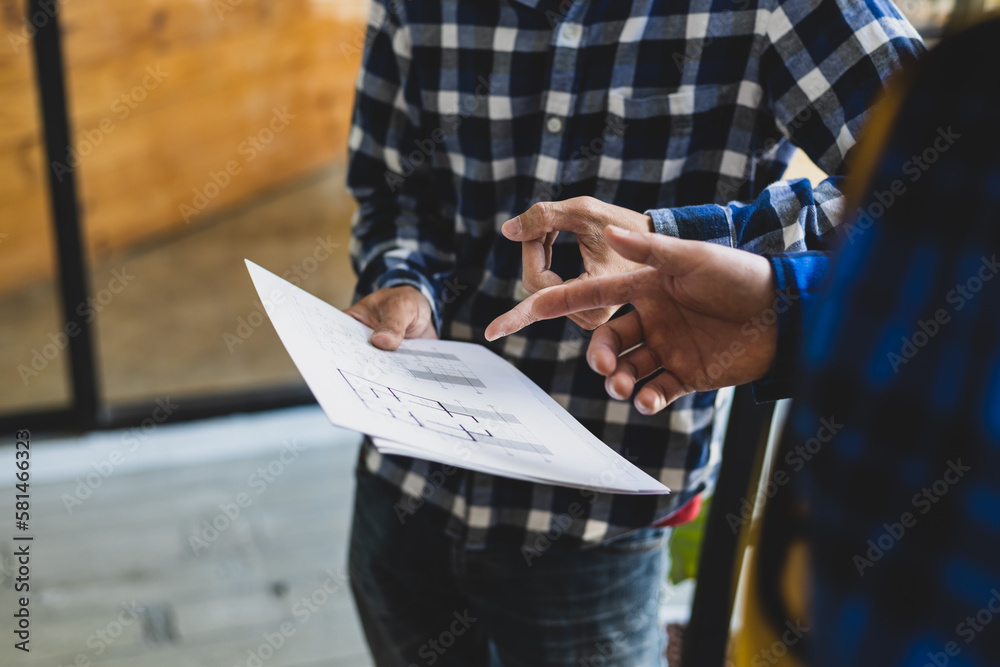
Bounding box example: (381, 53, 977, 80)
(344, 0, 922, 664)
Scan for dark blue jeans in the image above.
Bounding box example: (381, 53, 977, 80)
(348, 465, 668, 666)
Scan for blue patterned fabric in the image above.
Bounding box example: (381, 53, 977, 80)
(754, 17, 1000, 665)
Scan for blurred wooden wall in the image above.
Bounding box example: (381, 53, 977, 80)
(0, 0, 368, 295)
(0, 0, 56, 294)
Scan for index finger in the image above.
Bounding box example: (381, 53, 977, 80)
(531, 268, 652, 320)
(501, 200, 589, 241)
(484, 290, 544, 342)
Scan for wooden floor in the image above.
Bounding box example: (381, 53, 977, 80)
(0, 407, 373, 666)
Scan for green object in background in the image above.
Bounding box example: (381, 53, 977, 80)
(668, 495, 712, 584)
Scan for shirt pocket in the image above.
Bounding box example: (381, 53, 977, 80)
(603, 89, 697, 167)
(608, 90, 697, 125)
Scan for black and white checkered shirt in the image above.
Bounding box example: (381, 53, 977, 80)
(347, 0, 923, 549)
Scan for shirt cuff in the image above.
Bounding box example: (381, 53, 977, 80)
(751, 252, 830, 403)
(646, 204, 735, 247)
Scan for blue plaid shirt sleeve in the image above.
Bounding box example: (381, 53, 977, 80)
(648, 0, 923, 254)
(751, 18, 1000, 663)
(347, 1, 454, 332)
(751, 251, 831, 403)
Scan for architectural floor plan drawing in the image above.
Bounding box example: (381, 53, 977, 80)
(391, 349, 487, 391)
(339, 370, 552, 460)
(245, 260, 669, 495)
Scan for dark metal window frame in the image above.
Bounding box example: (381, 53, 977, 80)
(0, 0, 315, 437)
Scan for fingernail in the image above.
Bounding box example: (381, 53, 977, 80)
(502, 218, 521, 236)
(610, 225, 630, 234)
(606, 378, 623, 400)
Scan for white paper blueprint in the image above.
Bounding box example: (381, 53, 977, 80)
(245, 260, 669, 495)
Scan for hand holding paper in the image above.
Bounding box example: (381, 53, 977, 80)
(245, 259, 668, 495)
(345, 285, 437, 350)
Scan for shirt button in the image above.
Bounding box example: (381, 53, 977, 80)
(561, 23, 580, 41)
(545, 116, 564, 134)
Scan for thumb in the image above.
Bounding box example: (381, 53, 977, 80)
(603, 226, 696, 275)
(370, 296, 419, 350)
(370, 313, 408, 350)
